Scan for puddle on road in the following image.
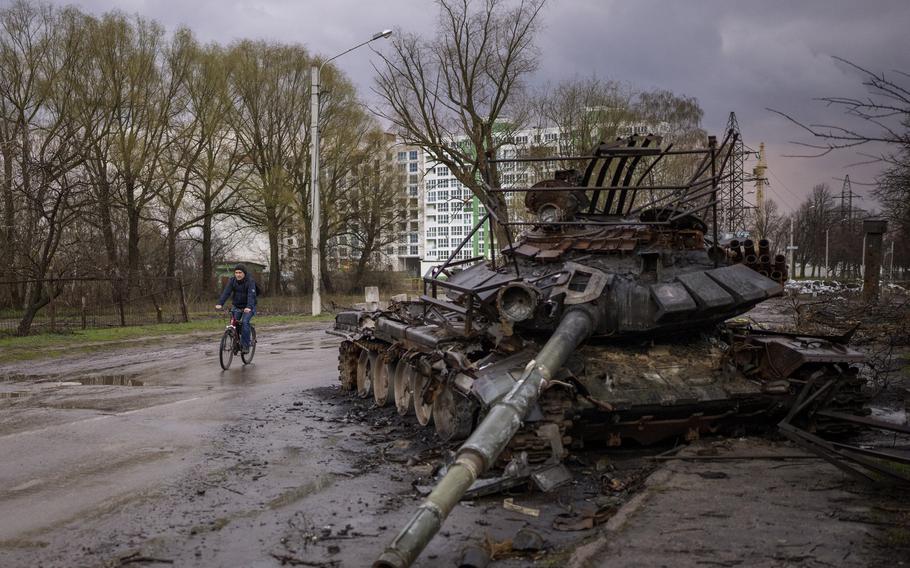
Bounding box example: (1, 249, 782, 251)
(1, 373, 144, 387)
(0, 373, 47, 383)
(74, 375, 144, 387)
(0, 391, 29, 399)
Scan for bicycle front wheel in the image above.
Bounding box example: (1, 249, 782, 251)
(241, 326, 256, 365)
(219, 329, 234, 370)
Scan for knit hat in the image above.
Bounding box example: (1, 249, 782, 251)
(233, 264, 248, 275)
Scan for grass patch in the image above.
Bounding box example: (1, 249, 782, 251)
(0, 313, 334, 364)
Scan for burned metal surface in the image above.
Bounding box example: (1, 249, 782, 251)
(330, 134, 875, 567)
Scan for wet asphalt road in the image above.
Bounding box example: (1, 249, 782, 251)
(0, 323, 588, 567)
(1, 318, 905, 567)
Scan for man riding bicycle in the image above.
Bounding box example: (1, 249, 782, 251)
(215, 264, 258, 354)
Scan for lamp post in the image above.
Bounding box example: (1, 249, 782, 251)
(310, 29, 392, 316)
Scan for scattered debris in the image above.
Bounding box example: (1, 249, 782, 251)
(553, 502, 616, 531)
(503, 498, 539, 518)
(511, 528, 545, 552)
(118, 552, 175, 565)
(457, 544, 491, 568)
(531, 463, 573, 492)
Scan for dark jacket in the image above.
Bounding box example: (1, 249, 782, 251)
(218, 276, 257, 309)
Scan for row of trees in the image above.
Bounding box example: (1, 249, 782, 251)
(771, 58, 910, 281)
(757, 185, 907, 280)
(0, 0, 410, 333)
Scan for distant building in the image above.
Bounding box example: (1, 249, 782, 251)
(215, 261, 266, 289)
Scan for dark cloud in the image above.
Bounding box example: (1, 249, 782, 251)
(45, 0, 910, 210)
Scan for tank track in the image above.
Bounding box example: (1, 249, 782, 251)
(338, 338, 389, 392)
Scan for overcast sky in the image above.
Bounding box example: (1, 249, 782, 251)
(43, 0, 910, 213)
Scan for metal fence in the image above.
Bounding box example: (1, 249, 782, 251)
(0, 278, 199, 336)
(0, 276, 423, 336)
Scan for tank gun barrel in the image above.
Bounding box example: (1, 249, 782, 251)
(374, 308, 598, 568)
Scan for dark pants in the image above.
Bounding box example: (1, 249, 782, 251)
(231, 307, 255, 347)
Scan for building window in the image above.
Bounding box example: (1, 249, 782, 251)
(437, 179, 449, 189)
(436, 165, 449, 176)
(410, 245, 418, 255)
(408, 185, 418, 197)
(398, 151, 407, 161)
(514, 135, 528, 144)
(409, 150, 418, 160)
(409, 162, 418, 173)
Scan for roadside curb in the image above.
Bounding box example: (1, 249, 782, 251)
(567, 467, 674, 568)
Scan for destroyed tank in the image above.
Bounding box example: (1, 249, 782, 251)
(329, 133, 868, 567)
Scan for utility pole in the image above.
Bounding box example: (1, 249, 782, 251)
(309, 30, 392, 316)
(825, 228, 830, 280)
(788, 216, 796, 279)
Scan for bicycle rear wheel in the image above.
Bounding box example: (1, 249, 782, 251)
(219, 329, 234, 370)
(241, 326, 257, 365)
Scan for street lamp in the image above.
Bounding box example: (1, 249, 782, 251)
(310, 29, 392, 316)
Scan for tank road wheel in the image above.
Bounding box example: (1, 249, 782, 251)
(393, 360, 414, 416)
(356, 349, 377, 398)
(337, 341, 359, 391)
(410, 372, 433, 426)
(432, 386, 475, 441)
(373, 354, 396, 407)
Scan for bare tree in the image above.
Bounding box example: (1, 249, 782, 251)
(769, 57, 910, 277)
(0, 3, 94, 334)
(374, 0, 546, 247)
(769, 58, 909, 162)
(227, 40, 310, 294)
(0, 0, 60, 305)
(88, 14, 193, 292)
(533, 77, 637, 157)
(336, 129, 408, 286)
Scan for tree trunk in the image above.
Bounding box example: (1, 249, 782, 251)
(200, 205, 214, 293)
(268, 228, 281, 295)
(166, 212, 177, 284)
(17, 282, 49, 337)
(97, 182, 119, 272)
(1, 147, 17, 308)
(127, 208, 141, 293)
(319, 216, 334, 294)
(353, 247, 370, 288)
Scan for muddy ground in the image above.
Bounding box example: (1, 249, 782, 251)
(0, 295, 908, 568)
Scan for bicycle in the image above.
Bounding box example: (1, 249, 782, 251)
(219, 309, 257, 370)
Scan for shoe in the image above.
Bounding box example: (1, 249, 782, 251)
(242, 346, 250, 354)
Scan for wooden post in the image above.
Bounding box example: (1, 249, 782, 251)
(81, 295, 87, 330)
(115, 279, 126, 327)
(151, 293, 163, 324)
(48, 285, 56, 333)
(178, 278, 189, 323)
(862, 219, 887, 304)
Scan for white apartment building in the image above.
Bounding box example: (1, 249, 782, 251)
(322, 119, 671, 279)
